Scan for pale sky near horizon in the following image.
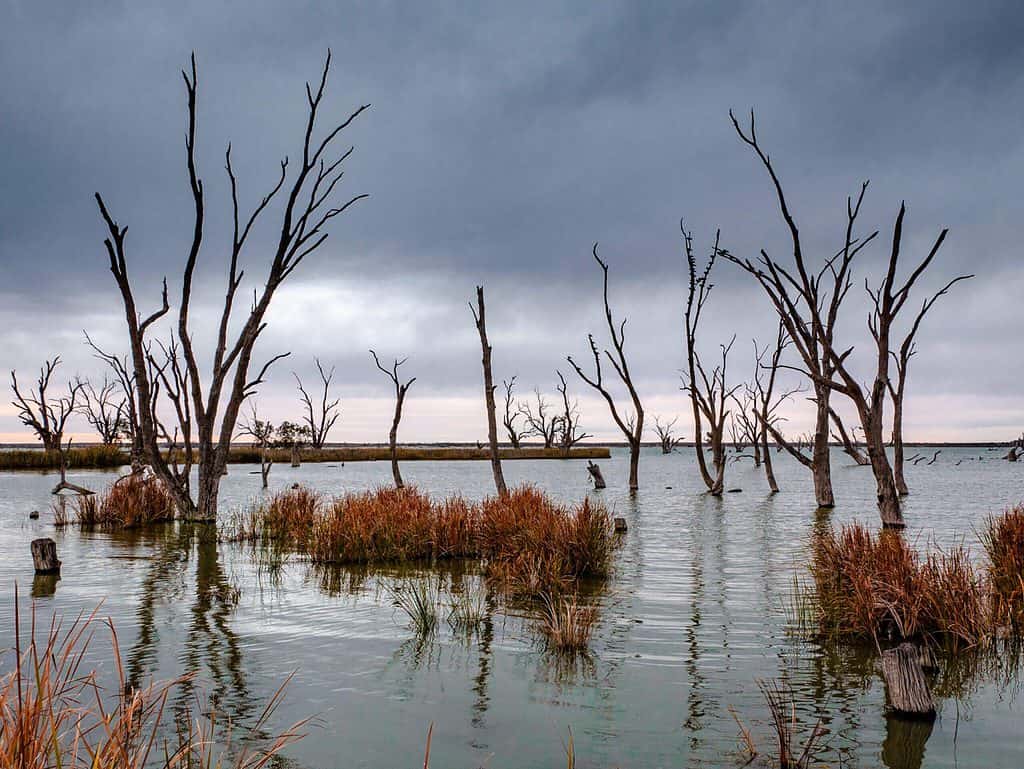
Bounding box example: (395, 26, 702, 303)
(2, 1, 1022, 445)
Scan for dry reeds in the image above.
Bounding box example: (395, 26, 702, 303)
(806, 523, 987, 648)
(1, 589, 306, 768)
(0, 444, 126, 470)
(73, 474, 175, 529)
(538, 593, 598, 652)
(982, 505, 1024, 629)
(236, 484, 615, 601)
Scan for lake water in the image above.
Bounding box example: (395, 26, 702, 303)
(1, 447, 1021, 768)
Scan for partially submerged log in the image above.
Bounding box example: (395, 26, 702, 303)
(881, 642, 935, 719)
(31, 538, 61, 575)
(586, 460, 606, 489)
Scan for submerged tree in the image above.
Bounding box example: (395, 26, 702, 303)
(76, 375, 126, 445)
(501, 376, 525, 449)
(95, 51, 368, 520)
(750, 322, 800, 494)
(555, 370, 591, 451)
(887, 274, 971, 494)
(10, 357, 83, 452)
(681, 226, 736, 496)
(294, 358, 341, 450)
(471, 287, 507, 496)
(238, 404, 274, 488)
(568, 246, 645, 491)
(519, 388, 558, 448)
(85, 333, 144, 470)
(652, 416, 683, 454)
(370, 350, 415, 489)
(728, 110, 969, 527)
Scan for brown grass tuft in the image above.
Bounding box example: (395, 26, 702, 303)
(982, 505, 1024, 629)
(73, 474, 175, 529)
(538, 592, 598, 652)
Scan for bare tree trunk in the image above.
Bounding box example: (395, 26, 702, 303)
(472, 287, 507, 497)
(370, 350, 415, 490)
(812, 390, 836, 507)
(892, 395, 909, 496)
(762, 423, 779, 493)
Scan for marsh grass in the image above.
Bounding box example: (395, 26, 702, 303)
(803, 522, 1000, 650)
(1, 589, 306, 768)
(235, 484, 615, 603)
(73, 474, 175, 529)
(982, 505, 1024, 629)
(446, 577, 488, 633)
(0, 444, 126, 470)
(389, 578, 441, 636)
(537, 592, 599, 652)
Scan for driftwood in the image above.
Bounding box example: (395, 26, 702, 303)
(586, 460, 606, 489)
(31, 538, 61, 575)
(881, 642, 935, 719)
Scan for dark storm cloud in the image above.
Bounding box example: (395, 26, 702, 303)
(1, 1, 1022, 440)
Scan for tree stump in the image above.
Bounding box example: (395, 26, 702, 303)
(586, 461, 606, 489)
(31, 538, 61, 575)
(614, 517, 628, 533)
(881, 642, 935, 719)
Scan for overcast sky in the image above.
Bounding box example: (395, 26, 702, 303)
(1, 1, 1021, 444)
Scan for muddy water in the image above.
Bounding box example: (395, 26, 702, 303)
(0, 447, 1021, 768)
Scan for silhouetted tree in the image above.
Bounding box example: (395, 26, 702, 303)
(519, 388, 558, 448)
(371, 350, 415, 489)
(652, 416, 683, 454)
(10, 357, 83, 451)
(95, 52, 367, 519)
(555, 370, 591, 451)
(76, 375, 126, 445)
(501, 376, 525, 449)
(294, 357, 341, 449)
(471, 287, 507, 496)
(568, 246, 644, 491)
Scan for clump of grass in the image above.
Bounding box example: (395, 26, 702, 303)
(73, 474, 175, 529)
(757, 679, 827, 769)
(447, 578, 488, 633)
(805, 523, 985, 648)
(537, 592, 598, 652)
(1, 589, 306, 768)
(389, 578, 440, 636)
(478, 486, 613, 597)
(982, 505, 1024, 629)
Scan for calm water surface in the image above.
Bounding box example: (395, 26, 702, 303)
(1, 447, 1021, 768)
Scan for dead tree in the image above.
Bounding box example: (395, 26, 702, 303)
(728, 111, 968, 528)
(829, 407, 869, 466)
(731, 389, 761, 465)
(750, 322, 804, 494)
(501, 376, 525, 449)
(568, 246, 645, 491)
(470, 287, 507, 496)
(723, 111, 877, 509)
(95, 52, 368, 520)
(85, 333, 144, 470)
(652, 416, 683, 454)
(10, 357, 84, 452)
(555, 370, 591, 451)
(681, 227, 737, 495)
(887, 276, 971, 494)
(519, 388, 558, 448)
(76, 375, 126, 445)
(294, 358, 341, 449)
(237, 404, 274, 489)
(370, 350, 415, 489)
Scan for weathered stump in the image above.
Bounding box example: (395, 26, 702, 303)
(614, 517, 628, 533)
(586, 461, 606, 490)
(31, 538, 61, 575)
(881, 642, 935, 719)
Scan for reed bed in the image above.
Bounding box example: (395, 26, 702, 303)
(982, 504, 1024, 629)
(804, 520, 1013, 649)
(72, 473, 176, 529)
(0, 444, 126, 470)
(1, 593, 305, 768)
(234, 484, 615, 604)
